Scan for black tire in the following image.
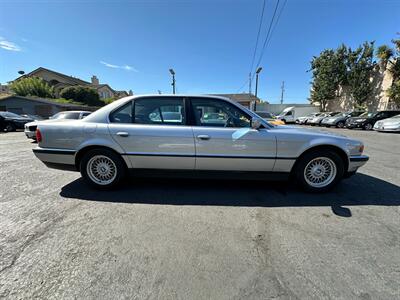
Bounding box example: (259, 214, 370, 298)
(80, 149, 126, 189)
(336, 121, 344, 128)
(294, 150, 345, 193)
(5, 123, 16, 132)
(363, 123, 373, 130)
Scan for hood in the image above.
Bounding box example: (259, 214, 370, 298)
(377, 117, 400, 125)
(272, 125, 348, 138)
(5, 116, 33, 122)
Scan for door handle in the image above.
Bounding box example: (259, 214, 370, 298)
(197, 134, 210, 140)
(116, 132, 129, 137)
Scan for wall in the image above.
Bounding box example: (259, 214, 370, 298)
(0, 98, 58, 117)
(326, 64, 399, 112)
(255, 103, 320, 115)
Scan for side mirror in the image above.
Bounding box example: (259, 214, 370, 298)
(251, 117, 262, 130)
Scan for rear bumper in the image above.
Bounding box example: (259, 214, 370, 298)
(33, 147, 77, 170)
(348, 155, 369, 172)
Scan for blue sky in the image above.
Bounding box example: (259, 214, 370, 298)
(0, 0, 399, 103)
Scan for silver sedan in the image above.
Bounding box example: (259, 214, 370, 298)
(32, 95, 368, 192)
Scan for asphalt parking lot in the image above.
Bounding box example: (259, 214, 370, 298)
(0, 128, 399, 299)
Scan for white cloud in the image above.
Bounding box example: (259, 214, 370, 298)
(100, 61, 138, 72)
(0, 37, 21, 52)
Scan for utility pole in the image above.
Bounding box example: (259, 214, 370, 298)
(169, 69, 176, 94)
(280, 81, 285, 104)
(248, 73, 252, 94)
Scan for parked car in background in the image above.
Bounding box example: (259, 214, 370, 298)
(373, 114, 400, 132)
(24, 110, 91, 140)
(308, 112, 341, 126)
(0, 111, 34, 132)
(275, 106, 320, 123)
(255, 111, 285, 125)
(33, 95, 368, 193)
(21, 114, 44, 121)
(346, 110, 400, 130)
(321, 111, 364, 128)
(295, 112, 322, 125)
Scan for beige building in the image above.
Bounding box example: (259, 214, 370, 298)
(326, 64, 399, 112)
(13, 67, 130, 100)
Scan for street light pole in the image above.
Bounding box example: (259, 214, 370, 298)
(254, 67, 262, 111)
(169, 69, 176, 94)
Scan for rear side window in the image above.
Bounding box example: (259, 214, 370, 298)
(133, 97, 185, 125)
(110, 102, 133, 123)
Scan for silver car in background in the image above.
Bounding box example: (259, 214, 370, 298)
(33, 95, 368, 192)
(25, 111, 91, 140)
(373, 114, 400, 132)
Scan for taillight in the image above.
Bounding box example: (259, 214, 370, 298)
(36, 128, 42, 142)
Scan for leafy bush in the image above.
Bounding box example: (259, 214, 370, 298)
(387, 80, 400, 105)
(10, 77, 54, 98)
(60, 86, 102, 106)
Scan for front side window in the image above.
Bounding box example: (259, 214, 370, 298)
(190, 98, 251, 128)
(110, 101, 133, 123)
(134, 97, 185, 125)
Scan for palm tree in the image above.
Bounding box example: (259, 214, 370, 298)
(376, 45, 393, 69)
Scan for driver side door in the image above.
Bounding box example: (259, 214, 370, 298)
(189, 97, 276, 171)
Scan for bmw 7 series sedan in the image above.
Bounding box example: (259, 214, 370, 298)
(32, 95, 368, 192)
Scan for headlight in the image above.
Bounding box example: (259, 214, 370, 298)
(355, 119, 366, 122)
(346, 143, 364, 155)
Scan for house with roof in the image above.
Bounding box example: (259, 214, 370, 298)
(13, 67, 131, 100)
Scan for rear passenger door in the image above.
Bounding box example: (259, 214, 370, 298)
(108, 97, 195, 170)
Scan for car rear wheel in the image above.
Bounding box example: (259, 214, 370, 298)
(336, 121, 344, 128)
(80, 149, 126, 189)
(364, 123, 373, 130)
(294, 150, 344, 192)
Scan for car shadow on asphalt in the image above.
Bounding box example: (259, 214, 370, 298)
(60, 173, 400, 216)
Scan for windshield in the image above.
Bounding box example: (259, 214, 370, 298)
(51, 112, 81, 120)
(0, 112, 23, 118)
(359, 112, 376, 118)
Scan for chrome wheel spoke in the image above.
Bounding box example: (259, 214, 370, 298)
(304, 157, 337, 188)
(86, 155, 117, 185)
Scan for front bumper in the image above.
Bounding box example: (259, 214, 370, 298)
(373, 124, 400, 132)
(24, 129, 36, 139)
(346, 122, 365, 129)
(348, 155, 369, 172)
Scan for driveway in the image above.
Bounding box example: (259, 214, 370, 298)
(0, 130, 399, 299)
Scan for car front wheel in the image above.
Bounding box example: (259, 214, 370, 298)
(336, 121, 344, 128)
(364, 123, 373, 130)
(294, 150, 344, 192)
(5, 123, 16, 132)
(80, 149, 126, 189)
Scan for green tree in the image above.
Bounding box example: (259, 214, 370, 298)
(346, 42, 375, 108)
(60, 86, 102, 106)
(309, 46, 348, 111)
(376, 45, 394, 67)
(387, 80, 400, 105)
(10, 77, 54, 98)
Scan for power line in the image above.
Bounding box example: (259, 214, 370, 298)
(236, 0, 267, 94)
(253, 0, 281, 74)
(249, 0, 267, 75)
(266, 0, 287, 46)
(237, 0, 287, 93)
